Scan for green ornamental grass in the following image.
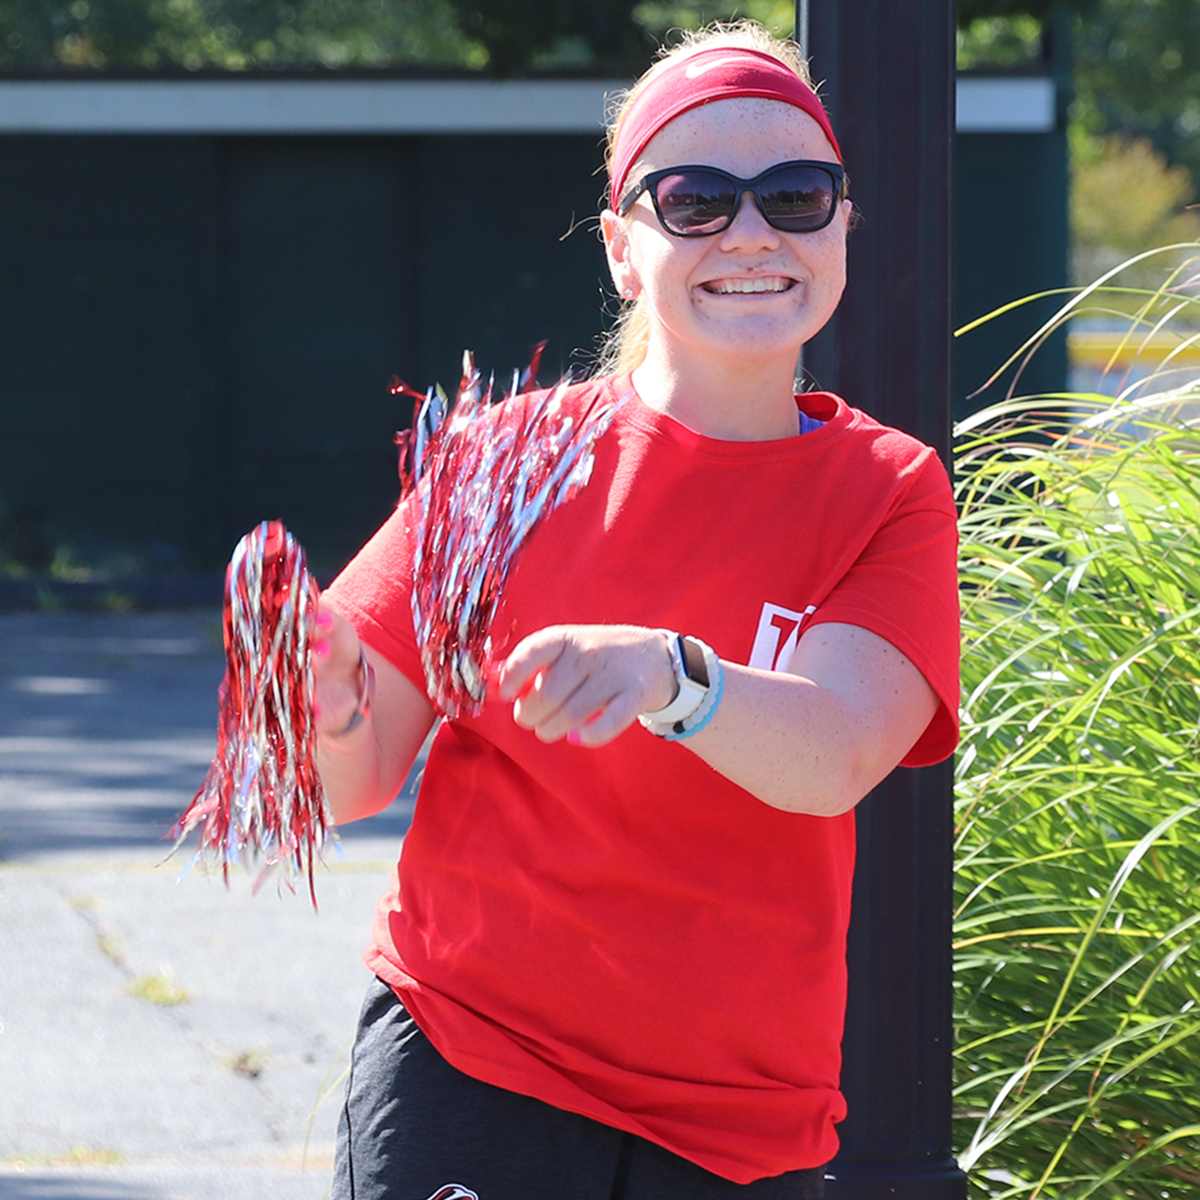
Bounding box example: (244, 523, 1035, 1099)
(954, 248, 1200, 1198)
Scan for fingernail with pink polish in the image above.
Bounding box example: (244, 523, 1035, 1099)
(316, 613, 333, 630)
(313, 704, 322, 721)
(313, 640, 329, 657)
(567, 730, 582, 746)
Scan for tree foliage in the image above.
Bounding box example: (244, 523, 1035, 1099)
(960, 0, 1090, 24)
(0, 0, 800, 75)
(1074, 0, 1200, 184)
(1071, 134, 1200, 288)
(960, 0, 1200, 186)
(0, 0, 484, 71)
(443, 0, 649, 75)
(957, 12, 1047, 70)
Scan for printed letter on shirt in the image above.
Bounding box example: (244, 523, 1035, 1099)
(748, 602, 817, 672)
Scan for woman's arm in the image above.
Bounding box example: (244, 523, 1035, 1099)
(314, 604, 436, 826)
(497, 621, 938, 817)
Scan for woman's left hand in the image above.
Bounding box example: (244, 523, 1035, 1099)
(497, 625, 677, 747)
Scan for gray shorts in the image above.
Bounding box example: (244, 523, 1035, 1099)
(333, 977, 827, 1200)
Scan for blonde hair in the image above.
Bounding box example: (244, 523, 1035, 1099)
(596, 21, 817, 377)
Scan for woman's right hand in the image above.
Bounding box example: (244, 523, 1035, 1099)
(312, 596, 437, 825)
(313, 602, 372, 741)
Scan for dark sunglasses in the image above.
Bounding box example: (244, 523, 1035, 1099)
(617, 160, 845, 238)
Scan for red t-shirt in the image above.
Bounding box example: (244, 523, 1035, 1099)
(326, 375, 960, 1183)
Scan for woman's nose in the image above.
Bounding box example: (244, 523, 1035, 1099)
(719, 191, 781, 249)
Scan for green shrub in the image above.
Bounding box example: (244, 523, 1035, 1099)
(954, 260, 1200, 1197)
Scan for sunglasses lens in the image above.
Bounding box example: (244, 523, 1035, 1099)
(651, 165, 840, 236)
(653, 170, 738, 236)
(758, 165, 839, 232)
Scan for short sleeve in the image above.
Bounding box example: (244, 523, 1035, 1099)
(322, 496, 429, 699)
(810, 453, 960, 767)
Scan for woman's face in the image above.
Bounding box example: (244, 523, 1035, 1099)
(603, 97, 851, 370)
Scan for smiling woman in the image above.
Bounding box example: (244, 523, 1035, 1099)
(312, 19, 961, 1200)
(601, 92, 850, 439)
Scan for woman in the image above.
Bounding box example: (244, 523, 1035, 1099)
(316, 21, 960, 1200)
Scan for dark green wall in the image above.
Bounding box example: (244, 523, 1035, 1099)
(954, 129, 1070, 423)
(1, 127, 1068, 576)
(0, 133, 611, 577)
(1, 138, 220, 570)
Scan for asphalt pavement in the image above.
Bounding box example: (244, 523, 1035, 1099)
(0, 611, 420, 1200)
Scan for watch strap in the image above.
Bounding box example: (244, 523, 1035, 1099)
(639, 633, 719, 736)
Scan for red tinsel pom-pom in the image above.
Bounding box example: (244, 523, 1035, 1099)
(399, 350, 625, 719)
(171, 520, 332, 903)
(172, 348, 623, 903)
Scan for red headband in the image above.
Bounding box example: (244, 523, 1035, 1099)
(610, 46, 842, 210)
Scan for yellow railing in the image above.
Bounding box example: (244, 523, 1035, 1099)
(1069, 329, 1200, 371)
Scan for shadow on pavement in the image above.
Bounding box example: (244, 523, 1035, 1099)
(0, 794, 417, 862)
(0, 1177, 158, 1200)
(0, 612, 418, 863)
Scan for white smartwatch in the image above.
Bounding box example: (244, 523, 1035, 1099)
(638, 633, 715, 735)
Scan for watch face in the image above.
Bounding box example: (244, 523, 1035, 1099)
(680, 637, 710, 688)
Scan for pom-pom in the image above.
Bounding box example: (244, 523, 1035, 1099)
(172, 348, 621, 903)
(397, 348, 624, 719)
(171, 520, 332, 903)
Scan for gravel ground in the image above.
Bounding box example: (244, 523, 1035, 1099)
(0, 611, 418, 1200)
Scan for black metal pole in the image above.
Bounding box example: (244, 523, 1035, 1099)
(799, 1, 966, 1197)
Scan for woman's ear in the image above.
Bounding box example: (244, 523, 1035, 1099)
(600, 208, 639, 300)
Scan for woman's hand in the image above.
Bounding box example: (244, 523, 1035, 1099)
(498, 625, 677, 748)
(500, 619, 939, 818)
(313, 596, 436, 825)
(312, 603, 370, 740)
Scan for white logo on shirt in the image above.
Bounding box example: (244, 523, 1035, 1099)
(425, 1187, 480, 1200)
(748, 602, 817, 672)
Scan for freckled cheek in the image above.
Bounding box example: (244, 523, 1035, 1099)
(826, 236, 849, 284)
(831, 256, 849, 298)
(643, 252, 706, 306)
(805, 243, 847, 302)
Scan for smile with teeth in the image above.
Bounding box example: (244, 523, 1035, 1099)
(704, 276, 794, 295)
